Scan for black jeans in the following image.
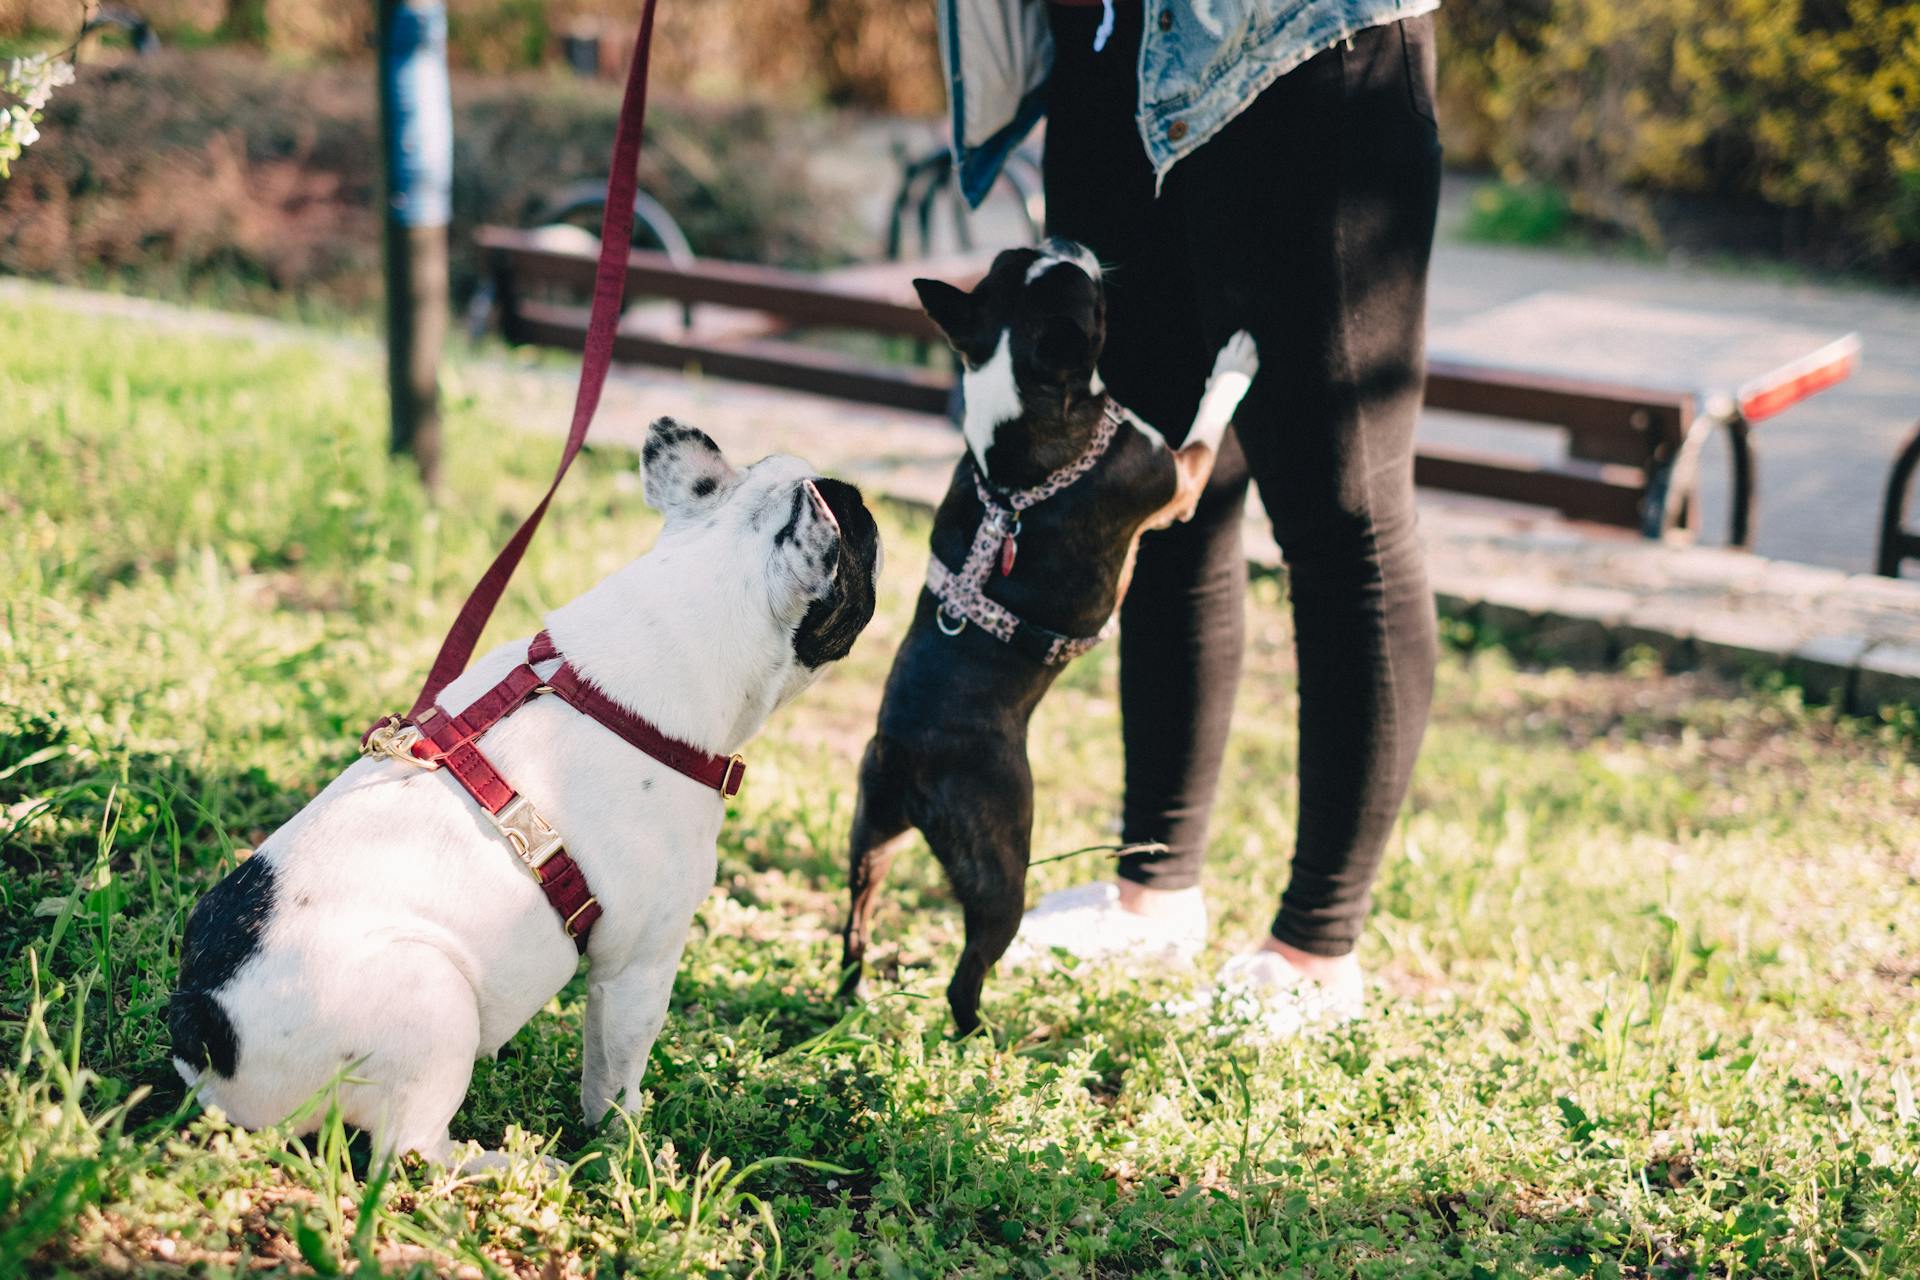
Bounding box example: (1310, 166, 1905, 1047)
(1043, 5, 1441, 956)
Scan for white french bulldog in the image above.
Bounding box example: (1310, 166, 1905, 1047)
(168, 418, 881, 1161)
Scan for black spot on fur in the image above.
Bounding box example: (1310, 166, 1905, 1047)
(793, 478, 880, 667)
(772, 487, 805, 548)
(691, 476, 717, 498)
(169, 855, 277, 1078)
(641, 778, 654, 791)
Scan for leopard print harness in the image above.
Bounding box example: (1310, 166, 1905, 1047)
(925, 399, 1124, 666)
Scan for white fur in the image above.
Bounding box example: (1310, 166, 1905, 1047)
(1186, 330, 1259, 453)
(962, 329, 1023, 477)
(176, 429, 852, 1162)
(1024, 241, 1103, 285)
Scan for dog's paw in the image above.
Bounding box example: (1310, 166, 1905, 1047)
(443, 1145, 567, 1179)
(1210, 330, 1260, 383)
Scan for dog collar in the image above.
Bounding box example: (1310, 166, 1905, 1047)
(360, 631, 746, 951)
(926, 399, 1123, 665)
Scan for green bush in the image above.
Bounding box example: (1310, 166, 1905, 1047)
(1438, 0, 1920, 273)
(1462, 180, 1577, 245)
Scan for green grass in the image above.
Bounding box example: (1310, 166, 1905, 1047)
(3, 297, 1919, 1278)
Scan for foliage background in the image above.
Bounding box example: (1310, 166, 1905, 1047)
(0, 49, 859, 315)
(1436, 0, 1920, 273)
(0, 0, 1915, 274)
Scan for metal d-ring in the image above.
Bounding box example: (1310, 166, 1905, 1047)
(936, 605, 968, 636)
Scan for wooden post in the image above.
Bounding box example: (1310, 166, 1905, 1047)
(378, 0, 452, 494)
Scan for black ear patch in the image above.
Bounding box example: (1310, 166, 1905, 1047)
(170, 854, 278, 1078)
(643, 416, 736, 514)
(792, 478, 880, 668)
(913, 278, 982, 357)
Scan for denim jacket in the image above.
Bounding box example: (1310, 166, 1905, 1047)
(941, 0, 1439, 205)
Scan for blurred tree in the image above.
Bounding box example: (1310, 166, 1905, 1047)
(219, 0, 266, 45)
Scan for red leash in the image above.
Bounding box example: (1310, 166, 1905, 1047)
(407, 0, 658, 721)
(359, 1, 747, 951)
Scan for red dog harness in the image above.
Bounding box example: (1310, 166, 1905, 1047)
(363, 631, 745, 951)
(361, 4, 676, 954)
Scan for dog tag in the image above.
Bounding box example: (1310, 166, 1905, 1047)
(999, 535, 1017, 577)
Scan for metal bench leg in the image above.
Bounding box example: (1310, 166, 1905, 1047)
(1725, 411, 1757, 550)
(1644, 405, 1759, 550)
(1645, 410, 1715, 543)
(1879, 418, 1920, 578)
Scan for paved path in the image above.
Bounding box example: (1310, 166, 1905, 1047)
(1427, 184, 1920, 571)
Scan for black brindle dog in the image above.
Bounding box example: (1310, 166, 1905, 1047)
(839, 239, 1258, 1033)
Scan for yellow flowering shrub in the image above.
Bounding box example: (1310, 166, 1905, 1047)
(1439, 0, 1920, 270)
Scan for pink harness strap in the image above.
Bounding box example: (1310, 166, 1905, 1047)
(926, 399, 1124, 665)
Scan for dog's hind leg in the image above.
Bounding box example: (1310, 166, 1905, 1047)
(839, 735, 914, 1001)
(347, 943, 482, 1164)
(921, 751, 1034, 1036)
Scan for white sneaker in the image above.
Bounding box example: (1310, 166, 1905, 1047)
(1001, 881, 1208, 969)
(1173, 949, 1366, 1038)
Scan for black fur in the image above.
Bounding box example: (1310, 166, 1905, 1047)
(793, 478, 880, 667)
(772, 486, 806, 549)
(169, 854, 278, 1077)
(842, 245, 1181, 1034)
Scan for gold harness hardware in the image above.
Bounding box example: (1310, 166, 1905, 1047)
(491, 794, 567, 876)
(362, 717, 434, 770)
(564, 897, 600, 937)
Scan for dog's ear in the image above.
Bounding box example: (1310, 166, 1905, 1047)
(1034, 313, 1095, 378)
(913, 278, 982, 354)
(641, 416, 736, 515)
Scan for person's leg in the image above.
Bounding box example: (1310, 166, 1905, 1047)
(1171, 15, 1442, 973)
(1044, 0, 1251, 905)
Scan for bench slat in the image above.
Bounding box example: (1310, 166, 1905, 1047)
(508, 300, 952, 416)
(481, 228, 943, 341)
(1426, 359, 1691, 465)
(1414, 444, 1646, 529)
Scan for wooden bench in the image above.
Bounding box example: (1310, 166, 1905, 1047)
(479, 226, 955, 415)
(1417, 362, 1717, 543)
(1879, 419, 1920, 578)
(476, 227, 1760, 545)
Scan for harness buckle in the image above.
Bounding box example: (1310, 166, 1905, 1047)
(362, 716, 434, 769)
(936, 605, 968, 637)
(493, 794, 567, 876)
(721, 754, 747, 798)
(564, 897, 600, 938)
